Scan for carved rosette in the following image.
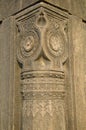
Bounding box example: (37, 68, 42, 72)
(16, 3, 68, 130)
(45, 23, 68, 62)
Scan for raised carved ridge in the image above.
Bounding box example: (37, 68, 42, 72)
(21, 70, 65, 79)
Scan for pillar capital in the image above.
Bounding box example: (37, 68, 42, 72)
(16, 2, 69, 130)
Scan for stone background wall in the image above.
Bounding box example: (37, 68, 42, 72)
(0, 0, 86, 20)
(0, 1, 86, 130)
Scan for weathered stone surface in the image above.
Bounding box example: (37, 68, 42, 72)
(0, 17, 14, 130)
(70, 16, 86, 130)
(0, 1, 86, 130)
(0, 0, 86, 20)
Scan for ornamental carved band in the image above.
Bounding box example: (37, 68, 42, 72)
(16, 3, 68, 130)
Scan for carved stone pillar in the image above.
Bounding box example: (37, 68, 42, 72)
(16, 3, 68, 130)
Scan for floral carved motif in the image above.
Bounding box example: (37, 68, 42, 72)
(17, 9, 68, 65)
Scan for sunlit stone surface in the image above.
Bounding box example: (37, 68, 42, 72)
(0, 1, 86, 130)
